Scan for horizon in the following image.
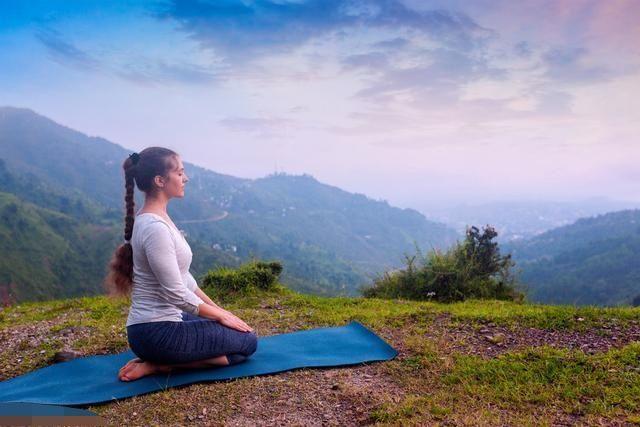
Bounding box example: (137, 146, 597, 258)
(2, 0, 639, 207)
(2, 104, 640, 216)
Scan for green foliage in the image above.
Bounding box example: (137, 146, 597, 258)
(201, 260, 283, 300)
(0, 158, 119, 225)
(0, 192, 102, 302)
(361, 226, 523, 303)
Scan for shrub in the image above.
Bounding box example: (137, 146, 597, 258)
(361, 226, 523, 303)
(201, 259, 283, 299)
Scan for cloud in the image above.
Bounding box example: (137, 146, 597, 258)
(151, 0, 507, 115)
(156, 0, 495, 59)
(36, 28, 100, 71)
(342, 52, 389, 71)
(372, 37, 410, 50)
(534, 90, 573, 115)
(542, 46, 610, 84)
(351, 46, 507, 105)
(218, 116, 296, 138)
(116, 60, 219, 86)
(34, 26, 219, 86)
(513, 41, 532, 58)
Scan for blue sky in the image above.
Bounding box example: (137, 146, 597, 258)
(1, 0, 639, 207)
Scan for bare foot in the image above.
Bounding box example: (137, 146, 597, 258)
(118, 358, 142, 379)
(119, 361, 171, 382)
(216, 355, 230, 366)
(118, 355, 230, 381)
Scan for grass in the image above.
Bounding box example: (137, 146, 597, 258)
(444, 344, 640, 415)
(439, 299, 640, 330)
(0, 285, 639, 425)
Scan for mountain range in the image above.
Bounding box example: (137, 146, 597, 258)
(2, 106, 637, 307)
(0, 106, 458, 303)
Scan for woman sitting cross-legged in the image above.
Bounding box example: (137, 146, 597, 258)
(105, 147, 258, 382)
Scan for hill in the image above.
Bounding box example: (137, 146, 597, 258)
(0, 106, 458, 301)
(421, 199, 639, 241)
(0, 190, 119, 303)
(0, 288, 639, 424)
(505, 210, 640, 306)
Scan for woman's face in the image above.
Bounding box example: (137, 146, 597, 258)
(159, 156, 188, 199)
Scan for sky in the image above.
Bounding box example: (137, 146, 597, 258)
(1, 0, 639, 208)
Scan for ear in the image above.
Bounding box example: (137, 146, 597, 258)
(154, 175, 165, 188)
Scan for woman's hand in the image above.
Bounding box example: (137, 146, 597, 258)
(197, 303, 254, 333)
(217, 310, 254, 333)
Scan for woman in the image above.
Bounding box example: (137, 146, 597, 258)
(105, 147, 257, 382)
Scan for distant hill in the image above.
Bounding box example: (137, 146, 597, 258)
(419, 199, 640, 241)
(505, 210, 640, 306)
(0, 106, 458, 302)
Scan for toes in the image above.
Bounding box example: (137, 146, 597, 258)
(122, 358, 142, 370)
(119, 362, 150, 382)
(119, 369, 136, 382)
(119, 359, 142, 377)
(118, 366, 134, 380)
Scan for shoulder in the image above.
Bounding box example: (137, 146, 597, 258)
(139, 218, 175, 244)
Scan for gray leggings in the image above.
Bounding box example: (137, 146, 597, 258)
(127, 312, 258, 365)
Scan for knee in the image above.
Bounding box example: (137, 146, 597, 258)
(244, 331, 258, 356)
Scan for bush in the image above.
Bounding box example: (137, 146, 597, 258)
(361, 226, 523, 303)
(201, 260, 283, 300)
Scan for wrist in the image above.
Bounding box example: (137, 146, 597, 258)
(198, 303, 225, 321)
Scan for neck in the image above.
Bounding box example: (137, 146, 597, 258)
(141, 194, 170, 215)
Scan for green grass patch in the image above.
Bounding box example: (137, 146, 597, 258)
(70, 295, 131, 353)
(4, 288, 638, 335)
(0, 298, 85, 328)
(432, 299, 640, 330)
(443, 343, 640, 416)
(369, 395, 432, 423)
(223, 291, 640, 332)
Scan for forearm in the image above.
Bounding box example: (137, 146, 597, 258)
(197, 301, 228, 321)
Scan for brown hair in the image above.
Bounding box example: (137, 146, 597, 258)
(104, 147, 178, 297)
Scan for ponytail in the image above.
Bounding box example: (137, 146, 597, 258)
(104, 157, 136, 296)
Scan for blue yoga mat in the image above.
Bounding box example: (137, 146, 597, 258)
(0, 321, 397, 406)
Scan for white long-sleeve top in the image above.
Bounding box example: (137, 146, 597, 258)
(125, 212, 205, 327)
